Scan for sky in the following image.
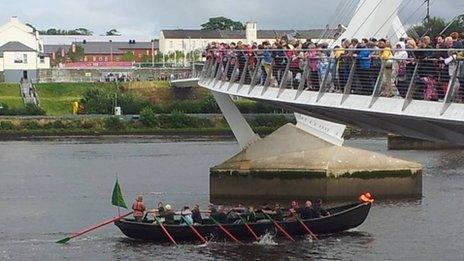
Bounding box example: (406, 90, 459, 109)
(0, 0, 462, 40)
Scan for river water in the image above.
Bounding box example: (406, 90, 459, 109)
(0, 137, 463, 261)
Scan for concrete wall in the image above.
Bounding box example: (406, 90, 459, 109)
(4, 69, 37, 82)
(210, 173, 422, 203)
(37, 68, 192, 82)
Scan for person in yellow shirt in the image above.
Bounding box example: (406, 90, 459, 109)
(378, 41, 397, 97)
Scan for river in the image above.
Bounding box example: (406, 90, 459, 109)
(0, 137, 463, 260)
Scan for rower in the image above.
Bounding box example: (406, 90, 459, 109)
(191, 204, 203, 225)
(164, 204, 175, 224)
(313, 199, 329, 217)
(180, 206, 193, 225)
(157, 202, 165, 216)
(300, 201, 317, 220)
(131, 195, 146, 222)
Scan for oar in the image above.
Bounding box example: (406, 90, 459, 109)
(209, 217, 241, 243)
(238, 215, 259, 241)
(264, 213, 295, 242)
(180, 216, 207, 244)
(154, 216, 177, 246)
(56, 212, 133, 244)
(296, 217, 318, 240)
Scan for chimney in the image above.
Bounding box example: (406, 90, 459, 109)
(10, 16, 19, 23)
(245, 22, 257, 45)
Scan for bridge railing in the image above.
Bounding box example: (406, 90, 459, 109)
(200, 48, 464, 112)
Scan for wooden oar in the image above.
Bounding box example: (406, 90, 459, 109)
(56, 212, 133, 244)
(238, 215, 259, 241)
(296, 217, 318, 240)
(180, 216, 207, 244)
(264, 213, 295, 242)
(154, 216, 177, 246)
(209, 217, 241, 243)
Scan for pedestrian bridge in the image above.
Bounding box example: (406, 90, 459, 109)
(198, 49, 464, 145)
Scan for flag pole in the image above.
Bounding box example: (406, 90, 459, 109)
(116, 173, 121, 216)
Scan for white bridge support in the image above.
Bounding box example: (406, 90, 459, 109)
(335, 0, 404, 46)
(212, 91, 260, 149)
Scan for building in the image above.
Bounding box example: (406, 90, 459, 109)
(43, 40, 158, 67)
(0, 17, 50, 82)
(159, 22, 339, 54)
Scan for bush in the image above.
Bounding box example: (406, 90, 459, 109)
(169, 100, 202, 114)
(20, 121, 40, 130)
(159, 111, 213, 129)
(199, 95, 220, 113)
(104, 117, 126, 130)
(250, 115, 294, 128)
(81, 87, 150, 115)
(0, 121, 15, 130)
(140, 107, 159, 127)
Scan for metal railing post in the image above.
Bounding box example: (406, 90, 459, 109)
(238, 54, 249, 90)
(402, 62, 420, 111)
(340, 59, 356, 104)
(279, 53, 291, 90)
(441, 62, 461, 115)
(369, 60, 386, 108)
(296, 59, 310, 99)
(316, 58, 334, 102)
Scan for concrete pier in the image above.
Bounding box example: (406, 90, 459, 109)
(211, 124, 422, 202)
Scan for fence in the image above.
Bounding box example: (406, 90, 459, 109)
(200, 48, 464, 106)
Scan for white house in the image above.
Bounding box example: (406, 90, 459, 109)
(159, 22, 339, 54)
(0, 16, 50, 82)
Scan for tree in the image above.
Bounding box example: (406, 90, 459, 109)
(106, 29, 121, 36)
(201, 17, 245, 30)
(408, 14, 464, 39)
(122, 51, 135, 62)
(38, 28, 93, 35)
(67, 45, 85, 62)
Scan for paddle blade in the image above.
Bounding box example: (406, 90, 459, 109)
(56, 237, 70, 244)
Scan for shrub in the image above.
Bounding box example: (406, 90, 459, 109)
(199, 95, 220, 113)
(250, 115, 293, 128)
(81, 87, 150, 115)
(24, 103, 46, 116)
(104, 117, 126, 130)
(140, 107, 159, 127)
(20, 121, 40, 130)
(0, 121, 15, 130)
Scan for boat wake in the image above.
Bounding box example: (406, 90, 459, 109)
(254, 233, 278, 246)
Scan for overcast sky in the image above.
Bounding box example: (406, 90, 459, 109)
(0, 0, 462, 40)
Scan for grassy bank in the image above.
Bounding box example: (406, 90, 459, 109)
(0, 83, 23, 109)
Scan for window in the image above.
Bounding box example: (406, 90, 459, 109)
(104, 57, 108, 62)
(93, 56, 96, 62)
(99, 57, 103, 62)
(39, 57, 45, 64)
(23, 54, 28, 64)
(170, 41, 173, 48)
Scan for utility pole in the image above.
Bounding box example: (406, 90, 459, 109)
(425, 0, 430, 24)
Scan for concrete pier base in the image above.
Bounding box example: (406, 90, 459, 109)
(388, 135, 464, 150)
(211, 124, 422, 202)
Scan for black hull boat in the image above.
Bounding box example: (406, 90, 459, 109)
(115, 202, 371, 243)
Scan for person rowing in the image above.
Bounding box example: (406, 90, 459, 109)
(179, 206, 193, 225)
(300, 201, 318, 220)
(191, 204, 203, 225)
(131, 195, 146, 222)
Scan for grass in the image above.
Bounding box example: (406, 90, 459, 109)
(0, 83, 24, 109)
(36, 82, 119, 116)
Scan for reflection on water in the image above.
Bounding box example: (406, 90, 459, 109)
(0, 138, 463, 260)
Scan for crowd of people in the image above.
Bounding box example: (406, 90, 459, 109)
(203, 31, 464, 101)
(130, 196, 342, 225)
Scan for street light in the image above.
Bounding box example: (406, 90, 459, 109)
(151, 39, 155, 67)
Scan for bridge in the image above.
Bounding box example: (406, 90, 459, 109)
(198, 48, 464, 146)
(197, 0, 464, 148)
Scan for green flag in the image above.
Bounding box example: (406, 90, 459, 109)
(111, 179, 127, 209)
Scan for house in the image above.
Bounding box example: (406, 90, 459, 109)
(43, 40, 159, 67)
(159, 22, 340, 54)
(0, 17, 50, 82)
